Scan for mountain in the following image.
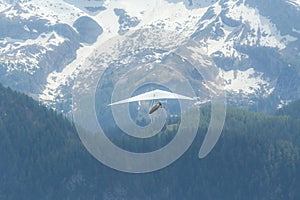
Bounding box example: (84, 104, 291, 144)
(0, 0, 102, 99)
(0, 0, 299, 113)
(1, 84, 300, 199)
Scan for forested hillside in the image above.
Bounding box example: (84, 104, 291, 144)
(0, 84, 300, 200)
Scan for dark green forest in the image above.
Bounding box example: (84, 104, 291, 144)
(0, 84, 300, 200)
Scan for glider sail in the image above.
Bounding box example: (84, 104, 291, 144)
(108, 89, 194, 106)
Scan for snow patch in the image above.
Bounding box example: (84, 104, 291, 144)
(0, 32, 67, 74)
(219, 68, 272, 95)
(21, 0, 85, 26)
(199, 0, 297, 57)
(0, 0, 9, 12)
(39, 43, 94, 102)
(226, 0, 297, 49)
(277, 99, 292, 109)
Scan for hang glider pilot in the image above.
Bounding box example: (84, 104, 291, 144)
(149, 102, 162, 114)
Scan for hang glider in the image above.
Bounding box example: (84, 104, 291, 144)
(108, 89, 194, 106)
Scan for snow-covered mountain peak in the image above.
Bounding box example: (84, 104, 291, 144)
(194, 0, 297, 58)
(0, 0, 299, 112)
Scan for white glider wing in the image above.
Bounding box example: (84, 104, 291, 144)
(108, 89, 194, 106)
